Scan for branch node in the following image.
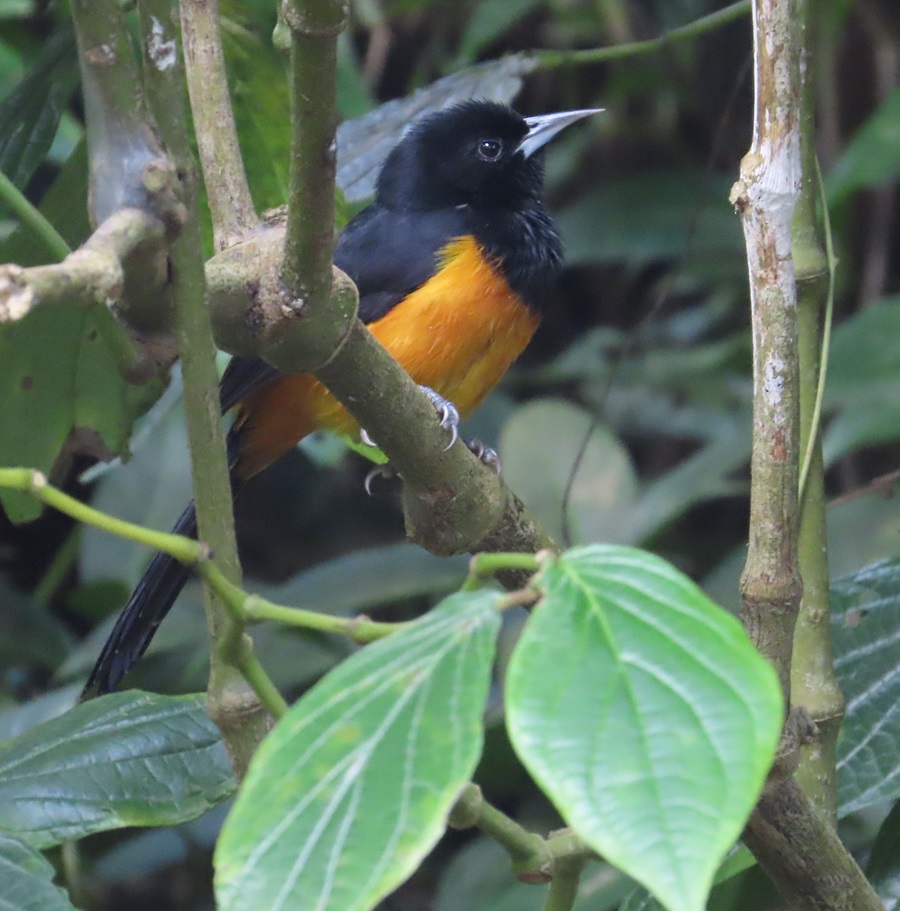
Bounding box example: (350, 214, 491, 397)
(279, 0, 348, 37)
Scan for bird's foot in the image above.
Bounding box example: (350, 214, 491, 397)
(418, 385, 460, 450)
(465, 438, 502, 475)
(359, 386, 460, 452)
(364, 463, 396, 496)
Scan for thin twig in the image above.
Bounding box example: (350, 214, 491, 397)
(0, 169, 70, 261)
(534, 1, 750, 69)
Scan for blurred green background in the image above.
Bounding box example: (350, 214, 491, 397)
(1, 0, 899, 907)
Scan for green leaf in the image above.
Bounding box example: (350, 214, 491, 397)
(222, 19, 291, 212)
(828, 88, 900, 204)
(215, 591, 500, 911)
(866, 800, 900, 910)
(0, 581, 74, 673)
(555, 170, 744, 267)
(0, 27, 79, 195)
(826, 297, 900, 405)
(455, 0, 544, 64)
(0, 691, 236, 848)
(832, 558, 900, 815)
(506, 545, 783, 911)
(499, 399, 639, 545)
(618, 845, 757, 911)
(0, 145, 163, 523)
(0, 833, 77, 911)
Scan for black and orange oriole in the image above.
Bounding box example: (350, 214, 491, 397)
(86, 101, 598, 694)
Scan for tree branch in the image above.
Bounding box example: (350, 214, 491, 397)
(743, 778, 883, 911)
(179, 0, 258, 250)
(731, 0, 803, 704)
(136, 0, 270, 776)
(0, 209, 171, 382)
(733, 1, 879, 906)
(790, 1, 843, 820)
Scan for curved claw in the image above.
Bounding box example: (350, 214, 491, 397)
(359, 427, 377, 448)
(418, 385, 460, 451)
(465, 438, 502, 475)
(364, 463, 395, 495)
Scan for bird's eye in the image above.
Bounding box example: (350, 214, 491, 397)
(477, 138, 503, 161)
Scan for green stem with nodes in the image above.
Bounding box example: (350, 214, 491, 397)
(542, 856, 587, 911)
(203, 567, 407, 643)
(449, 784, 597, 887)
(0, 468, 201, 564)
(0, 169, 70, 261)
(450, 783, 553, 877)
(535, 0, 749, 69)
(136, 0, 267, 775)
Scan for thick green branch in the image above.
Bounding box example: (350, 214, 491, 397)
(790, 1, 843, 820)
(314, 320, 557, 574)
(281, 0, 346, 311)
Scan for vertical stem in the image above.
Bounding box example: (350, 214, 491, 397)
(730, 2, 880, 907)
(180, 0, 258, 251)
(69, 0, 166, 225)
(731, 0, 803, 704)
(280, 0, 347, 304)
(542, 857, 586, 911)
(790, 0, 844, 821)
(136, 0, 270, 776)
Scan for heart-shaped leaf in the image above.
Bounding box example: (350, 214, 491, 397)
(215, 591, 500, 911)
(506, 545, 782, 911)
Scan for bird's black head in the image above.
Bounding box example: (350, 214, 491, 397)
(376, 101, 552, 213)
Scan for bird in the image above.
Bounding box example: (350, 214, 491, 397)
(85, 100, 600, 694)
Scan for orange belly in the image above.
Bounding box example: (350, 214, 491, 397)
(233, 236, 539, 479)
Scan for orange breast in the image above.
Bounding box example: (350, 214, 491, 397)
(233, 235, 538, 479)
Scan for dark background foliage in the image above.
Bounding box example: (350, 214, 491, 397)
(0, 0, 899, 908)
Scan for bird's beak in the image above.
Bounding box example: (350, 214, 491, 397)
(518, 108, 603, 158)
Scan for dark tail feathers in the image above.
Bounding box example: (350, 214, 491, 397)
(84, 501, 198, 695)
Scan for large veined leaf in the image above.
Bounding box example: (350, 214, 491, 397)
(832, 558, 900, 815)
(0, 142, 162, 522)
(0, 27, 79, 195)
(215, 591, 500, 911)
(0, 833, 77, 911)
(0, 691, 236, 848)
(866, 800, 900, 910)
(506, 546, 783, 911)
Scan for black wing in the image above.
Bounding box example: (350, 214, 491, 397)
(335, 203, 469, 322)
(216, 204, 469, 414)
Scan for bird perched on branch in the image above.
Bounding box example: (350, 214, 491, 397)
(86, 100, 600, 694)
